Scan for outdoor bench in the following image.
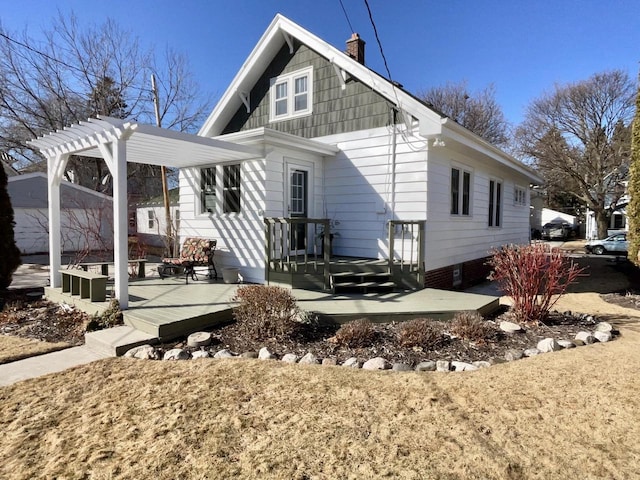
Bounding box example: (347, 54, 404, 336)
(78, 259, 148, 278)
(159, 237, 217, 284)
(59, 269, 108, 302)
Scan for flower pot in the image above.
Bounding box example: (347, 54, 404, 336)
(222, 267, 240, 284)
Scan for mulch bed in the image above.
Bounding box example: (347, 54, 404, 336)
(166, 308, 604, 366)
(0, 290, 630, 367)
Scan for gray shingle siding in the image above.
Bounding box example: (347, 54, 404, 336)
(222, 42, 393, 137)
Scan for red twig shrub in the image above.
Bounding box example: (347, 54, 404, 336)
(232, 285, 303, 340)
(488, 243, 586, 324)
(397, 318, 447, 349)
(333, 318, 376, 348)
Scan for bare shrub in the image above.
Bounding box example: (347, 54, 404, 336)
(397, 318, 447, 349)
(450, 311, 495, 343)
(86, 300, 123, 332)
(333, 318, 377, 348)
(489, 243, 586, 325)
(232, 285, 303, 340)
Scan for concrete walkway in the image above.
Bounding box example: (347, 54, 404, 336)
(0, 346, 109, 387)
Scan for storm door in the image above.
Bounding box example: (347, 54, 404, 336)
(289, 168, 308, 254)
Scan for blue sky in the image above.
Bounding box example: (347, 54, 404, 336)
(1, 0, 638, 125)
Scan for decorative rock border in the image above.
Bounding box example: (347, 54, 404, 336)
(123, 321, 619, 373)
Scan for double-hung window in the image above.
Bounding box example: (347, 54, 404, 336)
(223, 164, 241, 213)
(200, 165, 242, 214)
(451, 167, 471, 216)
(514, 185, 527, 207)
(200, 167, 216, 213)
(147, 210, 155, 229)
(489, 179, 502, 227)
(270, 67, 313, 121)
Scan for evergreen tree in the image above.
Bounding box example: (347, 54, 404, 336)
(626, 75, 640, 265)
(0, 162, 21, 291)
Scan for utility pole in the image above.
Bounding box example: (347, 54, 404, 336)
(151, 73, 174, 257)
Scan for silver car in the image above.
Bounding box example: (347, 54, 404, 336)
(585, 233, 628, 255)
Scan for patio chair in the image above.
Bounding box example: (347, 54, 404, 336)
(158, 238, 218, 284)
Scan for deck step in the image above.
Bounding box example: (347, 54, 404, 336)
(331, 269, 396, 294)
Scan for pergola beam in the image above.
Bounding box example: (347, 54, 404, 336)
(29, 116, 262, 310)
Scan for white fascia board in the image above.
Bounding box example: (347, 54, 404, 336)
(442, 119, 544, 185)
(216, 127, 339, 156)
(198, 14, 443, 138)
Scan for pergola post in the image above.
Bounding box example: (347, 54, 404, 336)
(47, 153, 69, 288)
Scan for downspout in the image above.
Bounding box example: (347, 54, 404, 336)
(390, 107, 398, 224)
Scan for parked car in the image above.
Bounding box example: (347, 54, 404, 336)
(585, 233, 628, 256)
(541, 222, 573, 241)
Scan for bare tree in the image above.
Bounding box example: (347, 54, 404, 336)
(0, 12, 210, 195)
(516, 70, 635, 239)
(418, 81, 510, 146)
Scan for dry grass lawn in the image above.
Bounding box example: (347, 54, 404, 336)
(0, 335, 70, 365)
(1, 296, 640, 479)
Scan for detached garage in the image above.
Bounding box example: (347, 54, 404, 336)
(8, 172, 113, 254)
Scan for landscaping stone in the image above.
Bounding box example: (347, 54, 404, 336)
(499, 321, 523, 333)
(415, 361, 436, 372)
(472, 361, 491, 369)
(163, 348, 189, 361)
(187, 331, 212, 348)
(593, 331, 612, 343)
(451, 361, 478, 372)
(213, 349, 235, 359)
(258, 347, 276, 360)
(299, 352, 319, 365)
(436, 360, 450, 372)
(281, 353, 299, 363)
(342, 357, 360, 368)
(240, 351, 258, 359)
(505, 349, 524, 361)
(124, 344, 159, 360)
(595, 322, 614, 333)
(392, 362, 412, 371)
(575, 331, 596, 344)
(362, 357, 390, 370)
(537, 338, 562, 353)
(573, 339, 585, 346)
(524, 348, 541, 357)
(557, 340, 576, 349)
(322, 358, 337, 366)
(191, 350, 210, 359)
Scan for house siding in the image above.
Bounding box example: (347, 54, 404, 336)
(424, 147, 531, 276)
(317, 125, 428, 259)
(222, 42, 392, 138)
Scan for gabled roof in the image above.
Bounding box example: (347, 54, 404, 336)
(8, 172, 112, 209)
(199, 14, 542, 184)
(199, 14, 443, 139)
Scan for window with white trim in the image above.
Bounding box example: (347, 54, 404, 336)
(489, 179, 502, 227)
(147, 210, 155, 229)
(269, 67, 313, 121)
(514, 185, 527, 206)
(200, 167, 216, 213)
(451, 167, 471, 216)
(223, 164, 241, 213)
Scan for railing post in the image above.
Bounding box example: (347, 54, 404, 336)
(388, 220, 395, 275)
(323, 219, 330, 290)
(264, 219, 271, 284)
(418, 221, 425, 287)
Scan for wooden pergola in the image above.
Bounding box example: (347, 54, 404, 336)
(29, 116, 261, 308)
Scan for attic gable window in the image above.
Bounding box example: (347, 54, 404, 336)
(269, 66, 313, 121)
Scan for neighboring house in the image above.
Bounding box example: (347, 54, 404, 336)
(173, 14, 542, 288)
(8, 172, 113, 254)
(585, 182, 629, 240)
(134, 188, 180, 252)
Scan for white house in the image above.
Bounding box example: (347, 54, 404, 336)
(179, 14, 542, 288)
(8, 172, 113, 254)
(32, 15, 542, 308)
(134, 188, 179, 253)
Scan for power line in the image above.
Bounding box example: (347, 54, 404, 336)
(338, 0, 355, 33)
(0, 31, 153, 95)
(362, 0, 393, 82)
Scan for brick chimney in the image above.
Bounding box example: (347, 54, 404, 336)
(346, 33, 365, 65)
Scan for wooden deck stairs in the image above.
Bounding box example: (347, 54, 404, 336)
(330, 263, 395, 294)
